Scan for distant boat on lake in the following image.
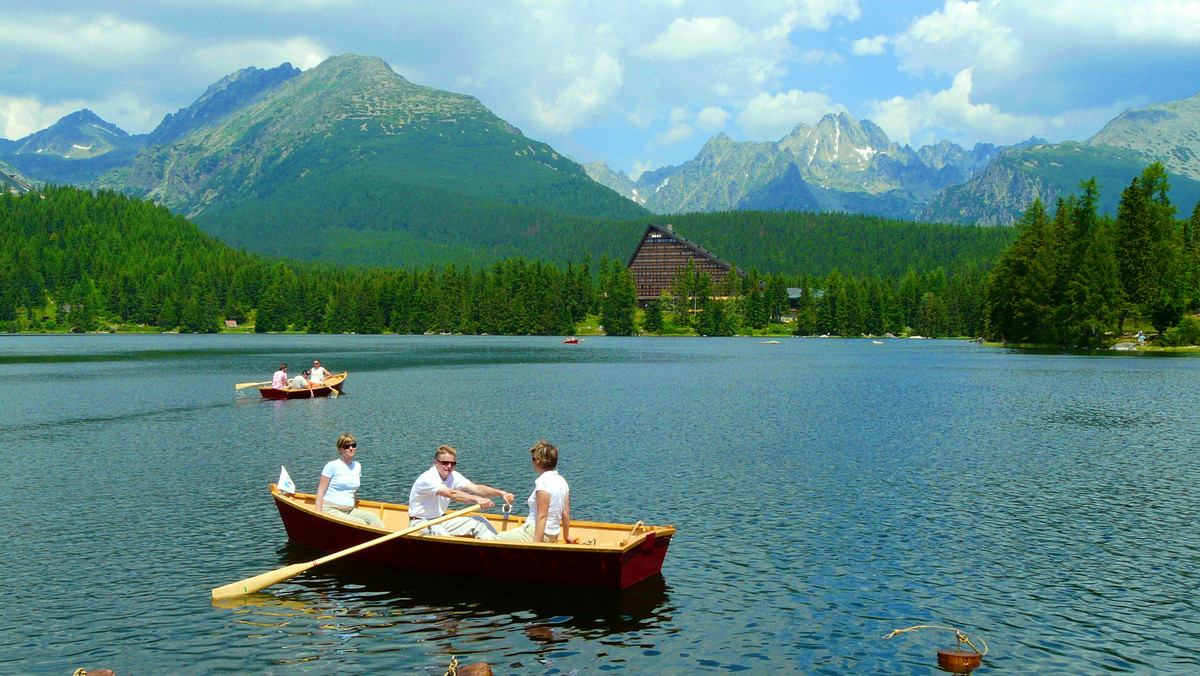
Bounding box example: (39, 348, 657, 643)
(259, 372, 347, 399)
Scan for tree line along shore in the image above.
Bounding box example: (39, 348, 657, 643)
(3, 168, 1197, 348)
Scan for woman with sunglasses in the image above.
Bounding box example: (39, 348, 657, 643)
(314, 433, 384, 527)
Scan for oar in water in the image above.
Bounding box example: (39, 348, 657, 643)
(234, 380, 272, 390)
(211, 503, 482, 600)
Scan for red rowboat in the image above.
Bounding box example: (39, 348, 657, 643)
(269, 484, 675, 589)
(563, 337, 580, 344)
(259, 372, 347, 400)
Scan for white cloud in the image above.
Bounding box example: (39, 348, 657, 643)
(641, 16, 754, 59)
(530, 53, 624, 134)
(852, 35, 888, 56)
(0, 13, 173, 67)
(696, 106, 730, 131)
(189, 38, 330, 80)
(0, 96, 74, 140)
(649, 104, 731, 146)
(736, 89, 844, 141)
(800, 49, 844, 66)
(892, 1, 1017, 76)
(865, 67, 1122, 146)
(654, 122, 695, 147)
(1013, 0, 1200, 45)
(766, 0, 863, 34)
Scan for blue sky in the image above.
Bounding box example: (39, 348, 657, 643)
(3, 1, 1200, 178)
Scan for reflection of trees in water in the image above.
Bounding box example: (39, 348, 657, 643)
(216, 541, 676, 664)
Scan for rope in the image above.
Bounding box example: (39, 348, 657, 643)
(442, 655, 458, 676)
(619, 521, 644, 545)
(882, 624, 988, 656)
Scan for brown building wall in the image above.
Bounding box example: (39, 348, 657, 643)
(628, 226, 733, 303)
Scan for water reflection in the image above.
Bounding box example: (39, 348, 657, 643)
(208, 542, 676, 669)
(270, 542, 672, 632)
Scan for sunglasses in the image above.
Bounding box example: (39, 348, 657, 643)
(341, 442, 357, 449)
(437, 459, 457, 467)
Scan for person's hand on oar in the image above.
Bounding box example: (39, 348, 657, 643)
(211, 504, 482, 600)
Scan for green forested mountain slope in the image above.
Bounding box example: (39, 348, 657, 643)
(0, 186, 265, 331)
(99, 54, 646, 268)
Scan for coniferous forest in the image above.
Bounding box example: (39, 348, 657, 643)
(986, 163, 1200, 347)
(4, 175, 1197, 345)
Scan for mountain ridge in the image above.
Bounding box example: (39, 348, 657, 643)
(586, 93, 1200, 225)
(4, 55, 1200, 247)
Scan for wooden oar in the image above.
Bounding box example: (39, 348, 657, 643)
(211, 503, 482, 600)
(235, 380, 272, 390)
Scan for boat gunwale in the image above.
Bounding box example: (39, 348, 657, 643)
(271, 485, 676, 555)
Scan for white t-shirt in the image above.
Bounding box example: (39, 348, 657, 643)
(408, 465, 470, 519)
(310, 366, 331, 384)
(321, 459, 361, 507)
(528, 470, 569, 536)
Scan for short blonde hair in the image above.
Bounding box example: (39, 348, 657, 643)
(435, 444, 458, 461)
(337, 433, 356, 450)
(530, 440, 558, 469)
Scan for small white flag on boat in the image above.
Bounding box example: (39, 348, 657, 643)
(278, 465, 296, 494)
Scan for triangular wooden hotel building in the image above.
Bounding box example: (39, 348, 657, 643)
(627, 223, 739, 306)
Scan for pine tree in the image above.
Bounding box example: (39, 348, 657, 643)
(643, 300, 663, 333)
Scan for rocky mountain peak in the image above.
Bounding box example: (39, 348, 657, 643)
(147, 62, 300, 145)
(11, 108, 129, 158)
(1086, 92, 1200, 180)
(777, 111, 898, 170)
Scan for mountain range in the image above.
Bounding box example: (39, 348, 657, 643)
(585, 95, 1200, 225)
(3, 53, 1200, 270)
(1, 55, 646, 268)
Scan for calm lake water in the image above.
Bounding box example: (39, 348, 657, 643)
(2, 334, 1199, 675)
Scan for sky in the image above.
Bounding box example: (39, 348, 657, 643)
(3, 0, 1200, 179)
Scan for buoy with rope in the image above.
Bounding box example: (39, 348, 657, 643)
(441, 656, 494, 676)
(883, 624, 988, 673)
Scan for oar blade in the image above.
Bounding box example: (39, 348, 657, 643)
(234, 381, 271, 390)
(211, 561, 312, 600)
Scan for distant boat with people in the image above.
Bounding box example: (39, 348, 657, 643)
(259, 372, 348, 399)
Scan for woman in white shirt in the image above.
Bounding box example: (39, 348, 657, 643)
(314, 433, 384, 527)
(495, 440, 577, 543)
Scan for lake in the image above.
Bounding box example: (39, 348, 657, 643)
(2, 334, 1199, 674)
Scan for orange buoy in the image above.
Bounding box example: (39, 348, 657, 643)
(884, 624, 988, 673)
(937, 648, 983, 673)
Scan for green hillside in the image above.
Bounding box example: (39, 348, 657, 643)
(191, 111, 648, 268)
(630, 210, 1016, 277)
(1017, 143, 1200, 211)
(99, 54, 647, 268)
